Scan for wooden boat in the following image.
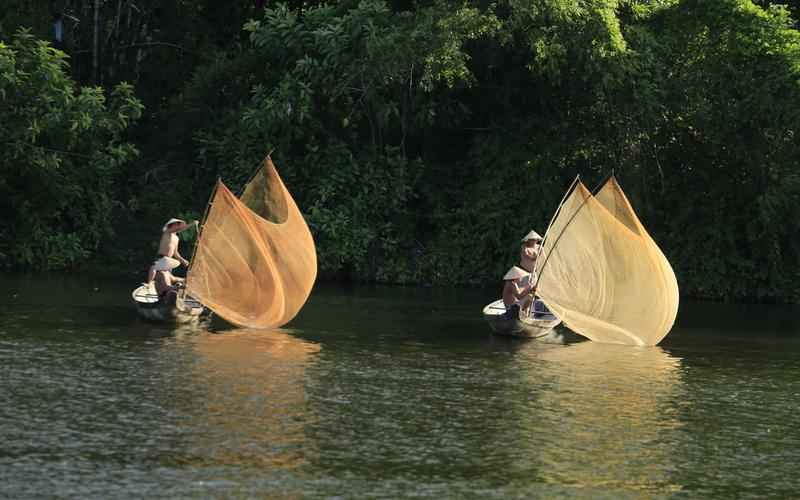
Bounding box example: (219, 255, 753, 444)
(482, 298, 573, 343)
(500, 174, 679, 346)
(185, 156, 317, 329)
(132, 283, 204, 323)
(130, 156, 316, 328)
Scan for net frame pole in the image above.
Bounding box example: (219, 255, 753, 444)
(235, 150, 275, 198)
(181, 178, 220, 300)
(535, 173, 615, 287)
(538, 175, 580, 257)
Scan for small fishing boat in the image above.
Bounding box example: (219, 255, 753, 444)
(130, 155, 316, 328)
(488, 174, 679, 346)
(482, 299, 573, 343)
(184, 156, 317, 329)
(132, 283, 204, 323)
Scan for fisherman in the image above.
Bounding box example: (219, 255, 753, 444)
(500, 229, 545, 320)
(152, 257, 184, 305)
(518, 229, 556, 319)
(146, 218, 198, 284)
(519, 230, 543, 273)
(502, 266, 535, 320)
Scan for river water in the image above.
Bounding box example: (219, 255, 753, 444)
(1, 273, 799, 499)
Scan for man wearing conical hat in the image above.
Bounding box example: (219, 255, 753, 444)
(146, 217, 198, 284)
(501, 230, 543, 320)
(519, 230, 543, 273)
(152, 255, 184, 304)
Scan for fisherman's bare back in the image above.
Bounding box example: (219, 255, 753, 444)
(159, 231, 182, 261)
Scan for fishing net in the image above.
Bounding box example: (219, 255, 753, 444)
(185, 157, 317, 329)
(535, 177, 679, 346)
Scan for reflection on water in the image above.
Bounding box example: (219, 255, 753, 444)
(178, 328, 320, 470)
(296, 332, 689, 496)
(2, 275, 800, 498)
(530, 343, 684, 494)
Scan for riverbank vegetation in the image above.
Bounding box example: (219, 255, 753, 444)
(2, 0, 800, 302)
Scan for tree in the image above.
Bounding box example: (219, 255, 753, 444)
(0, 29, 143, 269)
(191, 0, 500, 281)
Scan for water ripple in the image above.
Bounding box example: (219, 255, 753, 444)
(2, 282, 800, 498)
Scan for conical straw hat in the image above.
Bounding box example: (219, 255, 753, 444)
(162, 218, 186, 232)
(503, 266, 530, 280)
(521, 230, 543, 243)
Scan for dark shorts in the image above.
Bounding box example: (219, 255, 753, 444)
(158, 289, 178, 305)
(503, 304, 520, 321)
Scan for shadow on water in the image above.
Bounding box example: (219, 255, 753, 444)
(4, 272, 800, 345)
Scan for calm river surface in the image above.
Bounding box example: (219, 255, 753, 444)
(1, 273, 800, 499)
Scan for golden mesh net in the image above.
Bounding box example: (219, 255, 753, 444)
(535, 176, 679, 346)
(185, 157, 317, 329)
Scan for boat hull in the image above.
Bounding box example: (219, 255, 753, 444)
(132, 284, 205, 324)
(482, 299, 579, 344)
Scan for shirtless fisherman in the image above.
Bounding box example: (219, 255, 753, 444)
(146, 218, 198, 284)
(505, 230, 544, 318)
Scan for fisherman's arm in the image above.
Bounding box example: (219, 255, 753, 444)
(516, 281, 539, 299)
(512, 282, 528, 298)
(176, 220, 199, 233)
(173, 249, 190, 267)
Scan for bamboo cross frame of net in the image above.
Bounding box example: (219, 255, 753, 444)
(534, 175, 580, 285)
(535, 172, 615, 287)
(235, 151, 276, 199)
(184, 157, 317, 329)
(534, 176, 680, 346)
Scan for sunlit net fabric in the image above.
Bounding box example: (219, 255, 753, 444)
(186, 157, 317, 328)
(535, 177, 679, 346)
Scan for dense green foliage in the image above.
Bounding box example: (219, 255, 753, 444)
(3, 0, 800, 302)
(0, 30, 142, 269)
(192, 1, 501, 282)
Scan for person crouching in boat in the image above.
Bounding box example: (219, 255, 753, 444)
(502, 266, 535, 320)
(153, 257, 184, 305)
(146, 218, 198, 284)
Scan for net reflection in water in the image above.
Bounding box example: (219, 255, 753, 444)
(170, 328, 321, 470)
(522, 342, 685, 494)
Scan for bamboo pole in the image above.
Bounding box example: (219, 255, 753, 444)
(535, 173, 618, 287)
(92, 0, 100, 85)
(236, 150, 275, 198)
(181, 178, 220, 300)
